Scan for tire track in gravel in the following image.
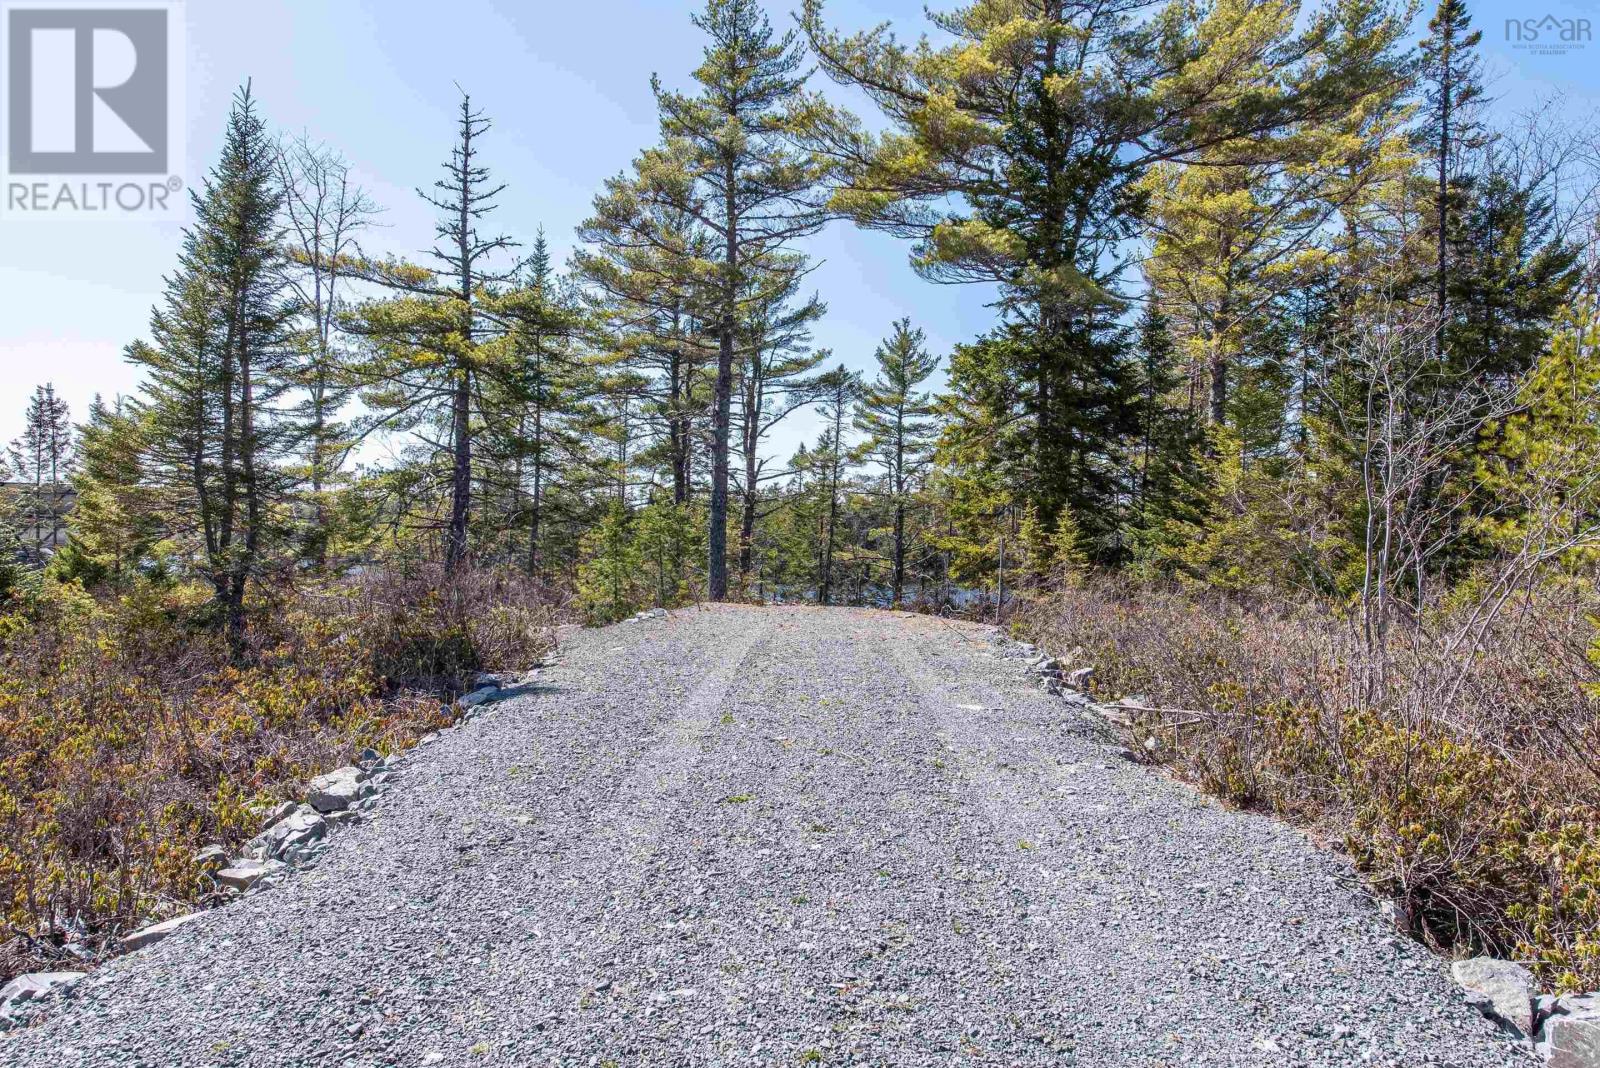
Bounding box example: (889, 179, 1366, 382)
(547, 609, 1082, 1066)
(887, 618, 1524, 1068)
(0, 606, 1523, 1068)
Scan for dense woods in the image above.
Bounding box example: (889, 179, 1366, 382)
(5, 0, 1600, 989)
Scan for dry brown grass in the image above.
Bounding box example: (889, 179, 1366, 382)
(1017, 575, 1600, 990)
(0, 563, 556, 978)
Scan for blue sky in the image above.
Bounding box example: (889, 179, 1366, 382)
(3, 0, 1597, 457)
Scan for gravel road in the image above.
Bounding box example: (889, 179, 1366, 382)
(0, 605, 1525, 1067)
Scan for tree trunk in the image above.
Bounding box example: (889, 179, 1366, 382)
(446, 170, 474, 574)
(891, 499, 905, 608)
(1436, 42, 1452, 361)
(708, 162, 738, 601)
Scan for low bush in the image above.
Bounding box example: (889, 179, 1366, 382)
(0, 563, 554, 978)
(1016, 576, 1600, 990)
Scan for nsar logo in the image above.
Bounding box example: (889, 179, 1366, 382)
(1505, 14, 1593, 55)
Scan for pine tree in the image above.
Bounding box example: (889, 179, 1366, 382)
(1475, 302, 1600, 568)
(277, 135, 377, 565)
(853, 319, 939, 606)
(422, 92, 517, 571)
(479, 233, 594, 576)
(648, 0, 833, 599)
(734, 259, 827, 582)
(577, 175, 716, 507)
(347, 92, 516, 572)
(803, 0, 1385, 539)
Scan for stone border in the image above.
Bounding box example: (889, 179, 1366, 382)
(0, 665, 543, 1032)
(1004, 633, 1598, 1067)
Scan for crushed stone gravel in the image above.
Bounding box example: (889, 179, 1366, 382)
(0, 605, 1527, 1067)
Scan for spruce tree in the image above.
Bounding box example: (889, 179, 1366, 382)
(1417, 0, 1488, 360)
(813, 366, 859, 605)
(7, 383, 74, 561)
(126, 83, 296, 646)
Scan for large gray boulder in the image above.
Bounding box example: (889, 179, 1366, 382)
(1545, 1014, 1600, 1067)
(121, 911, 204, 952)
(0, 971, 83, 1025)
(457, 685, 499, 710)
(1451, 956, 1537, 1037)
(215, 858, 286, 892)
(269, 805, 326, 855)
(306, 766, 366, 813)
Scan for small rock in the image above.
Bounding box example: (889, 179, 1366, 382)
(0, 971, 83, 1012)
(193, 844, 228, 868)
(121, 912, 204, 952)
(1451, 956, 1537, 1037)
(216, 859, 287, 892)
(458, 685, 498, 710)
(262, 800, 296, 826)
(1065, 667, 1095, 689)
(307, 766, 366, 813)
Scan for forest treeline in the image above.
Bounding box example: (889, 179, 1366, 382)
(5, 0, 1600, 987)
(4, 0, 1595, 622)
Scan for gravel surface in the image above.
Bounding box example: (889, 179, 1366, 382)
(0, 605, 1526, 1067)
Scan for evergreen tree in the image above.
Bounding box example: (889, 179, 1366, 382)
(277, 135, 377, 565)
(813, 366, 860, 605)
(479, 234, 594, 575)
(126, 84, 297, 646)
(347, 92, 516, 572)
(1417, 0, 1488, 360)
(802, 0, 1390, 539)
(52, 395, 157, 587)
(1447, 162, 1581, 387)
(648, 0, 833, 599)
(421, 92, 518, 571)
(734, 260, 827, 582)
(853, 319, 940, 606)
(577, 177, 716, 507)
(7, 383, 74, 561)
(1124, 306, 1206, 563)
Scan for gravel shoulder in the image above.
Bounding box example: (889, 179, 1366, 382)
(0, 605, 1525, 1067)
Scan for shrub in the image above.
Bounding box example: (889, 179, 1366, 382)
(0, 563, 554, 977)
(1017, 575, 1600, 989)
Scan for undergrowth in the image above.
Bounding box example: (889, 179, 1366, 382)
(1017, 576, 1600, 991)
(0, 562, 555, 978)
